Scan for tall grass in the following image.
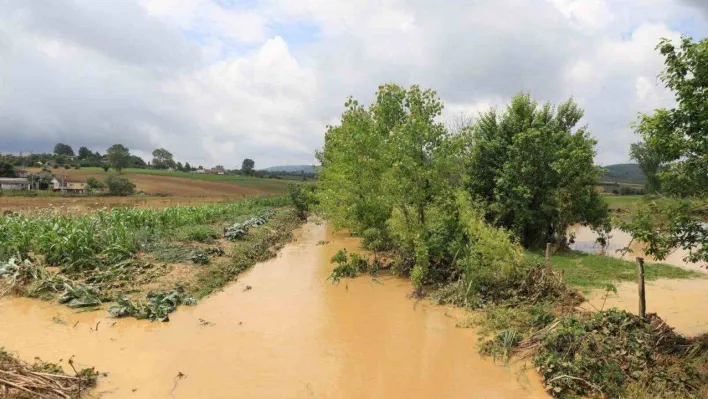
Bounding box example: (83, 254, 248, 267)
(0, 196, 289, 271)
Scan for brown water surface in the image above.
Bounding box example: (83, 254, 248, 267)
(0, 222, 549, 398)
(569, 225, 707, 273)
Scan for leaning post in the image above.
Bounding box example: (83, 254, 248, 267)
(636, 257, 646, 318)
(545, 243, 552, 267)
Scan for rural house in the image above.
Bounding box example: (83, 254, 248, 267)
(14, 169, 29, 178)
(0, 178, 30, 190)
(51, 178, 87, 193)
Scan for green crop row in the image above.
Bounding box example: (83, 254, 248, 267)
(0, 196, 289, 271)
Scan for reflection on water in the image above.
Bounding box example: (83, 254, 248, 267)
(0, 222, 549, 399)
(569, 225, 707, 273)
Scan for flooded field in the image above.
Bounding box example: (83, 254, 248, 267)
(569, 224, 707, 273)
(571, 224, 708, 335)
(0, 222, 549, 398)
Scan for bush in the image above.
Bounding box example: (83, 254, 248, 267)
(105, 174, 135, 196)
(85, 177, 105, 192)
(288, 183, 317, 220)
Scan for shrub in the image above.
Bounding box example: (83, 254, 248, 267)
(85, 177, 105, 192)
(105, 174, 135, 196)
(288, 183, 317, 220)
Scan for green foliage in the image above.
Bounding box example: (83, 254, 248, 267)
(109, 290, 196, 321)
(106, 144, 131, 172)
(241, 158, 255, 175)
(104, 174, 136, 196)
(85, 177, 105, 192)
(619, 197, 708, 263)
(536, 309, 705, 399)
(537, 250, 702, 290)
(0, 162, 16, 177)
(629, 141, 662, 193)
(189, 249, 210, 265)
(151, 148, 176, 170)
(327, 249, 371, 283)
(53, 143, 74, 156)
(0, 196, 289, 271)
(58, 281, 102, 308)
(465, 93, 609, 248)
(288, 183, 317, 220)
(178, 225, 218, 243)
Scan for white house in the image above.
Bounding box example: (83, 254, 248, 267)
(51, 178, 87, 193)
(0, 178, 30, 190)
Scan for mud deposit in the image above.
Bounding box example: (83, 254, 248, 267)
(0, 223, 549, 398)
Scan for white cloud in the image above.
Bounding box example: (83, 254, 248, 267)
(0, 0, 705, 167)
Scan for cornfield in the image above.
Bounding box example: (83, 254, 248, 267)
(0, 196, 289, 272)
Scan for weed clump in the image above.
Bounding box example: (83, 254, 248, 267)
(109, 289, 196, 322)
(327, 249, 373, 283)
(536, 309, 708, 399)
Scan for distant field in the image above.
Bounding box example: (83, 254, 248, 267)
(23, 167, 291, 195)
(1, 167, 293, 213)
(604, 195, 642, 207)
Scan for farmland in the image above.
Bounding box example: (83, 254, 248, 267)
(0, 196, 303, 321)
(0, 167, 295, 214)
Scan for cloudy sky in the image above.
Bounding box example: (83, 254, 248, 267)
(1, 0, 706, 168)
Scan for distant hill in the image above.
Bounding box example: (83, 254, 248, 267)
(262, 165, 318, 174)
(600, 163, 646, 184)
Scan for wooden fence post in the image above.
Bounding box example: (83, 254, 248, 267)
(545, 243, 552, 267)
(636, 257, 646, 318)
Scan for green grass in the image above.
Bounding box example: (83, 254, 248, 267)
(528, 250, 703, 291)
(80, 167, 294, 193)
(603, 195, 643, 208)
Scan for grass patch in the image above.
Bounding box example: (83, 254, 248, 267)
(528, 251, 702, 291)
(175, 225, 219, 243)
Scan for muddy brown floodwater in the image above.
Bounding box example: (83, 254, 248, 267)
(569, 225, 707, 273)
(570, 225, 708, 336)
(0, 222, 550, 399)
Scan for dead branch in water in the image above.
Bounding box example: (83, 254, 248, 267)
(0, 349, 97, 399)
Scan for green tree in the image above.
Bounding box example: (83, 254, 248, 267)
(0, 162, 16, 178)
(151, 148, 175, 170)
(241, 159, 255, 175)
(106, 144, 131, 173)
(53, 143, 74, 156)
(629, 141, 661, 193)
(185, 162, 192, 171)
(176, 161, 184, 171)
(317, 84, 466, 290)
(85, 177, 106, 192)
(105, 175, 136, 196)
(465, 93, 609, 248)
(78, 146, 92, 160)
(622, 36, 707, 263)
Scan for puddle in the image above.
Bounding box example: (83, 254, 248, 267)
(0, 222, 549, 398)
(583, 279, 708, 336)
(569, 225, 707, 273)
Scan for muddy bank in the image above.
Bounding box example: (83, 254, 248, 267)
(0, 222, 549, 398)
(569, 224, 707, 273)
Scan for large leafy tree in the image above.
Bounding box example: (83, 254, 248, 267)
(629, 141, 662, 193)
(106, 144, 131, 173)
(151, 148, 176, 169)
(317, 84, 466, 289)
(465, 93, 609, 248)
(241, 159, 255, 175)
(0, 162, 16, 177)
(622, 36, 707, 264)
(53, 143, 74, 156)
(77, 146, 92, 160)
